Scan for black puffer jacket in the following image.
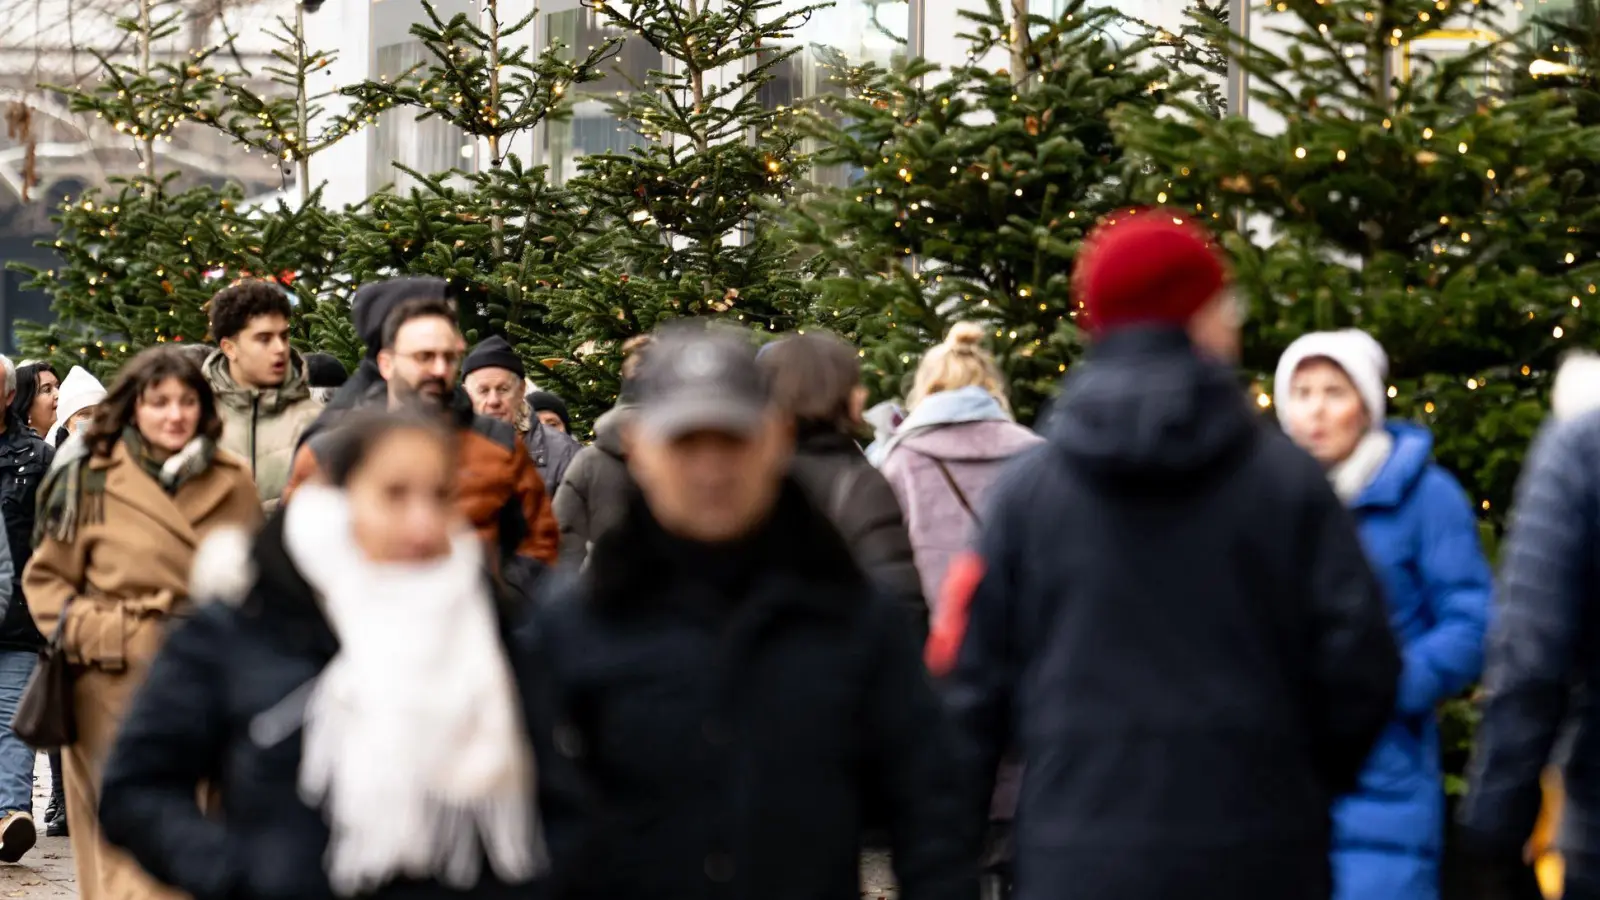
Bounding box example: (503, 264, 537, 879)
(0, 416, 51, 650)
(944, 327, 1399, 900)
(551, 406, 634, 568)
(98, 512, 589, 900)
(789, 426, 926, 639)
(533, 480, 977, 900)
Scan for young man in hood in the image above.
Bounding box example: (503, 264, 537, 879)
(934, 209, 1400, 900)
(203, 280, 322, 511)
(283, 297, 559, 576)
(532, 325, 974, 900)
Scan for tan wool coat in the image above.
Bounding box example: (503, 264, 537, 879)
(23, 441, 261, 900)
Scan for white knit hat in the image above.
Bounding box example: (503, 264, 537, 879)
(1273, 329, 1388, 428)
(51, 366, 106, 442)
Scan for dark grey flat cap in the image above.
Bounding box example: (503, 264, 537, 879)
(632, 326, 769, 439)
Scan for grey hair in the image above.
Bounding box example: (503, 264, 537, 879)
(0, 355, 14, 397)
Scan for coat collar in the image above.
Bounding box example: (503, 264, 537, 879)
(90, 441, 244, 548)
(1352, 421, 1434, 511)
(204, 349, 312, 415)
(585, 477, 865, 619)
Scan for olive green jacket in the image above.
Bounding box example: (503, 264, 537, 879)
(203, 350, 323, 511)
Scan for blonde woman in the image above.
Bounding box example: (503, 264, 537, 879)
(874, 322, 1042, 612)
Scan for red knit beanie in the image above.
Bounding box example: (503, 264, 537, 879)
(1074, 208, 1231, 336)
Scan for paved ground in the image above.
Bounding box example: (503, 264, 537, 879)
(0, 756, 73, 899)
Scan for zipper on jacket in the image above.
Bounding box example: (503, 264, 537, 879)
(250, 395, 259, 479)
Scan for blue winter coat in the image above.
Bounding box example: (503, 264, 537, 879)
(1331, 422, 1492, 900)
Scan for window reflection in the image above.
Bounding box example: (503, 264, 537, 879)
(369, 0, 477, 195)
(544, 7, 665, 186)
(759, 0, 910, 188)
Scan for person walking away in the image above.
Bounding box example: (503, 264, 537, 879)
(1457, 349, 1600, 900)
(934, 209, 1400, 900)
(0, 355, 52, 861)
(758, 330, 925, 636)
(23, 347, 261, 900)
(303, 352, 348, 406)
(533, 325, 975, 900)
(284, 298, 559, 580)
(1276, 329, 1492, 900)
(876, 322, 1042, 620)
(528, 391, 572, 435)
(464, 337, 581, 494)
(11, 362, 59, 439)
(553, 334, 653, 568)
(99, 412, 586, 900)
(203, 280, 322, 511)
(49, 366, 107, 448)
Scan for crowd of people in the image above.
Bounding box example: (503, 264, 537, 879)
(0, 207, 1586, 900)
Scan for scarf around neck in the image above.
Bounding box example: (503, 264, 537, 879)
(284, 486, 545, 896)
(1328, 428, 1395, 505)
(35, 428, 216, 544)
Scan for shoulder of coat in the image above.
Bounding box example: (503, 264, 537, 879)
(211, 447, 252, 472)
(189, 525, 256, 608)
(468, 414, 519, 454)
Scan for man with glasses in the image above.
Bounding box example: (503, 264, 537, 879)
(284, 296, 559, 576)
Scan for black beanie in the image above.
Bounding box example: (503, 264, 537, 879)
(351, 277, 449, 359)
(462, 335, 525, 380)
(303, 352, 348, 389)
(527, 390, 570, 430)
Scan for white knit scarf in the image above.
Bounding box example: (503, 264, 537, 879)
(1327, 429, 1395, 505)
(282, 486, 546, 896)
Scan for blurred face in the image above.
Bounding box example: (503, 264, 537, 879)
(222, 313, 292, 389)
(347, 429, 455, 563)
(627, 414, 792, 544)
(536, 410, 566, 433)
(378, 316, 462, 410)
(1285, 358, 1371, 467)
(135, 377, 202, 455)
(30, 370, 58, 434)
(65, 406, 95, 436)
(464, 368, 521, 425)
(1186, 289, 1243, 364)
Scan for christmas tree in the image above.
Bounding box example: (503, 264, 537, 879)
(1517, 0, 1600, 275)
(786, 0, 1173, 421)
(337, 0, 620, 357)
(12, 0, 369, 375)
(1114, 0, 1600, 529)
(528, 0, 822, 415)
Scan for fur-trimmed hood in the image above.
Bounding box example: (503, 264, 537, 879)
(1553, 351, 1600, 421)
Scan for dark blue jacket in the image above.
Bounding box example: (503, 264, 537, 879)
(1331, 423, 1491, 897)
(944, 328, 1400, 900)
(1461, 407, 1600, 859)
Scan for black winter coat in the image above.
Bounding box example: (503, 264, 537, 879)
(533, 480, 977, 900)
(98, 512, 588, 900)
(551, 406, 634, 568)
(0, 417, 51, 650)
(788, 427, 926, 638)
(945, 328, 1400, 900)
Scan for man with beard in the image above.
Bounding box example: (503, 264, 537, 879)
(284, 297, 559, 573)
(202, 280, 322, 510)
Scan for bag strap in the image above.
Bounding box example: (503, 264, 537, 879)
(927, 456, 981, 524)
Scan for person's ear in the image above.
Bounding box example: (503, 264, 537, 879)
(219, 336, 239, 363)
(377, 348, 396, 382)
(848, 385, 868, 424)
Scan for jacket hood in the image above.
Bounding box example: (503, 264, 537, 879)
(592, 405, 633, 459)
(351, 277, 449, 359)
(1354, 421, 1434, 511)
(869, 386, 1015, 464)
(203, 348, 312, 415)
(1047, 327, 1258, 482)
(1554, 351, 1600, 421)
